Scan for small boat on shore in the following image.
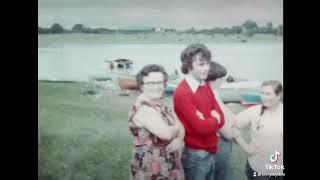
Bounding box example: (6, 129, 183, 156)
(220, 80, 262, 90)
(165, 83, 177, 94)
(239, 91, 261, 105)
(219, 89, 261, 105)
(103, 58, 180, 92)
(219, 80, 262, 104)
(118, 76, 139, 90)
(118, 75, 180, 92)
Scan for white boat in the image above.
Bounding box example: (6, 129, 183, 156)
(220, 81, 262, 90)
(219, 80, 262, 104)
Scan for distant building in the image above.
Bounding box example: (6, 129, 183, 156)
(164, 28, 176, 32)
(154, 28, 176, 33)
(154, 28, 165, 32)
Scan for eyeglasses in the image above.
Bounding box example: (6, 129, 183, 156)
(143, 81, 165, 87)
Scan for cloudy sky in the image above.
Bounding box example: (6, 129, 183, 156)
(39, 0, 283, 29)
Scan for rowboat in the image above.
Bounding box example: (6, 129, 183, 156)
(219, 80, 262, 104)
(118, 75, 180, 92)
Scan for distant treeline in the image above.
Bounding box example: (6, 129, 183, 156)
(39, 20, 283, 37)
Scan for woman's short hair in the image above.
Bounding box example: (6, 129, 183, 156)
(261, 80, 283, 96)
(180, 43, 212, 74)
(260, 80, 283, 116)
(136, 64, 168, 90)
(205, 61, 227, 82)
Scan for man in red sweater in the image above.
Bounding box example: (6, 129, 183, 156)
(173, 43, 225, 180)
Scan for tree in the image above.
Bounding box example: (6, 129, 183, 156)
(266, 22, 276, 34)
(198, 29, 212, 35)
(278, 24, 283, 36)
(247, 29, 255, 38)
(38, 27, 45, 34)
(38, 27, 50, 34)
(256, 27, 268, 34)
(231, 26, 242, 34)
(50, 23, 64, 34)
(186, 27, 196, 34)
(72, 24, 85, 32)
(266, 22, 273, 30)
(242, 20, 258, 30)
(272, 29, 278, 36)
(223, 27, 231, 36)
(211, 27, 224, 34)
(242, 20, 258, 37)
(92, 29, 99, 34)
(82, 27, 93, 33)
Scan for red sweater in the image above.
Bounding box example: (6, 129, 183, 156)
(173, 79, 225, 154)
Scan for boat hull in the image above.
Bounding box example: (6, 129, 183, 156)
(118, 77, 139, 90)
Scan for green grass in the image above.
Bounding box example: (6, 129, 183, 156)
(38, 81, 250, 180)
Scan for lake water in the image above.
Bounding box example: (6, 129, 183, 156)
(38, 42, 283, 83)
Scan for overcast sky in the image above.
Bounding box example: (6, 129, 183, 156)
(39, 0, 283, 29)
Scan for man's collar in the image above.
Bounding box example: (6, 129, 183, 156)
(185, 75, 206, 93)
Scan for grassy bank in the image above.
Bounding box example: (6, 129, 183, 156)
(38, 81, 250, 180)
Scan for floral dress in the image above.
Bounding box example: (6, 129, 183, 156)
(128, 101, 184, 180)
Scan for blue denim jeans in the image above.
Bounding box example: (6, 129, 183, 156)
(181, 147, 217, 180)
(214, 137, 235, 180)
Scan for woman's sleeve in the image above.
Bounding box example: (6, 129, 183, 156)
(175, 118, 185, 140)
(219, 106, 237, 139)
(132, 105, 178, 140)
(235, 106, 258, 129)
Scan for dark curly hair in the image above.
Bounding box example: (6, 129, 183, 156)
(180, 43, 212, 74)
(205, 61, 227, 82)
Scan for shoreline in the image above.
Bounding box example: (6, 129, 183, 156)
(39, 33, 282, 47)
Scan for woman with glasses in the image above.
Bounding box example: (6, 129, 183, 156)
(233, 80, 283, 180)
(128, 64, 185, 180)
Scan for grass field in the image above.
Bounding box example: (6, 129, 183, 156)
(38, 81, 250, 180)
